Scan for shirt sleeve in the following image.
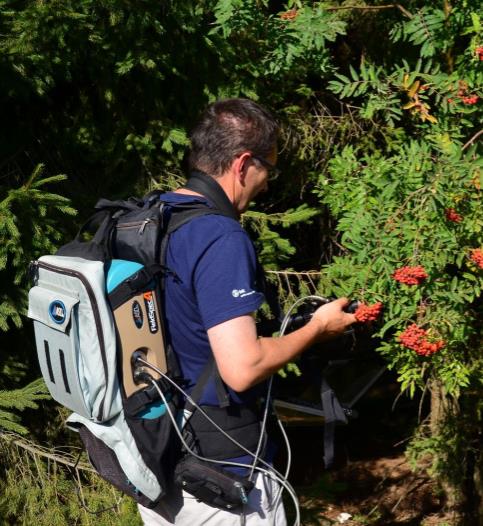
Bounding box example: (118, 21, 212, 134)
(193, 230, 265, 330)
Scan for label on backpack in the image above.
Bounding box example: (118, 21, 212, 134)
(143, 291, 158, 334)
(132, 301, 144, 329)
(29, 286, 78, 334)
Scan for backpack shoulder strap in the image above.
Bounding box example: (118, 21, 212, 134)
(158, 204, 223, 283)
(157, 183, 237, 410)
(158, 204, 232, 409)
(166, 205, 223, 235)
(186, 356, 230, 411)
(183, 171, 239, 222)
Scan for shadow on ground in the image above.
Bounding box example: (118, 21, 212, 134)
(275, 373, 454, 525)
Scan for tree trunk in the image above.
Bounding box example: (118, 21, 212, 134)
(430, 380, 483, 525)
(463, 391, 483, 526)
(475, 450, 483, 526)
(430, 379, 461, 510)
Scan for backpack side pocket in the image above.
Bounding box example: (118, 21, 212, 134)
(28, 286, 89, 417)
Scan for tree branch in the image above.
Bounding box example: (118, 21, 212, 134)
(462, 129, 483, 151)
(325, 4, 413, 19)
(266, 270, 322, 277)
(0, 432, 95, 473)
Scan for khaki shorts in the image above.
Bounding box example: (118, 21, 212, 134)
(137, 471, 287, 525)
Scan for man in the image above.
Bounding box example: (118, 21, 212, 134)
(138, 98, 356, 525)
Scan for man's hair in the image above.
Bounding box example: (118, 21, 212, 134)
(188, 98, 278, 177)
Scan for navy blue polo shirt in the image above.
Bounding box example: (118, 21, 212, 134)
(161, 192, 265, 407)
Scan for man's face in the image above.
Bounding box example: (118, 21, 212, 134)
(244, 147, 278, 204)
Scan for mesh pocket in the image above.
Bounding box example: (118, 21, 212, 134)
(78, 425, 160, 508)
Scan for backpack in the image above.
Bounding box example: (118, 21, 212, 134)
(27, 172, 241, 507)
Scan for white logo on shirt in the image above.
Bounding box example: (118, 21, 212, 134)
(232, 288, 256, 298)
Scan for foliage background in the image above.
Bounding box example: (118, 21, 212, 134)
(0, 1, 481, 524)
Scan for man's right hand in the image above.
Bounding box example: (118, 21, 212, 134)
(308, 297, 357, 342)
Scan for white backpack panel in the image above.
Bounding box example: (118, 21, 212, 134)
(28, 255, 121, 422)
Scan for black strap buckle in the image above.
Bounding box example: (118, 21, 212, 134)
(125, 264, 177, 290)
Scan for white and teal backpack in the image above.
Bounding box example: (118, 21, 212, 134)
(28, 190, 231, 507)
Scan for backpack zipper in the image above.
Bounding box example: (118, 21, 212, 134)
(114, 218, 158, 235)
(138, 219, 152, 234)
(34, 260, 108, 421)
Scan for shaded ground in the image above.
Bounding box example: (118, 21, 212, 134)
(292, 454, 453, 526)
(275, 373, 456, 526)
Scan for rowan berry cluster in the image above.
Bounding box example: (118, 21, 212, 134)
(445, 208, 462, 222)
(399, 324, 445, 356)
(280, 8, 298, 20)
(393, 266, 428, 285)
(449, 95, 479, 104)
(354, 302, 383, 322)
(448, 82, 479, 105)
(470, 248, 483, 269)
(461, 95, 479, 105)
(476, 46, 483, 61)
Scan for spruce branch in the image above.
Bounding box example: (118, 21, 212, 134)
(30, 174, 68, 189)
(0, 298, 23, 330)
(0, 379, 50, 435)
(0, 431, 95, 473)
(244, 204, 320, 226)
(0, 165, 76, 330)
(0, 411, 30, 435)
(23, 163, 45, 189)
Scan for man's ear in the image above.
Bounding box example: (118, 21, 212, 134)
(232, 152, 252, 187)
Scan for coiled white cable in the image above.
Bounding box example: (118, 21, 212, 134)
(270, 295, 329, 518)
(137, 294, 329, 526)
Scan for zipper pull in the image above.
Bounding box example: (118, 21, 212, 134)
(138, 219, 151, 235)
(234, 481, 248, 504)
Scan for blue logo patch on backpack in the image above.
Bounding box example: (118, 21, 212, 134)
(49, 300, 66, 324)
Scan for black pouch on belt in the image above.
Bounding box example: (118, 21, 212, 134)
(174, 455, 254, 511)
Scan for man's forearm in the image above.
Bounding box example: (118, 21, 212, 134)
(209, 315, 322, 392)
(242, 321, 323, 389)
(211, 317, 334, 392)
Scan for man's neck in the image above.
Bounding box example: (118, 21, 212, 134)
(176, 171, 241, 220)
(174, 188, 203, 197)
(176, 174, 238, 210)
